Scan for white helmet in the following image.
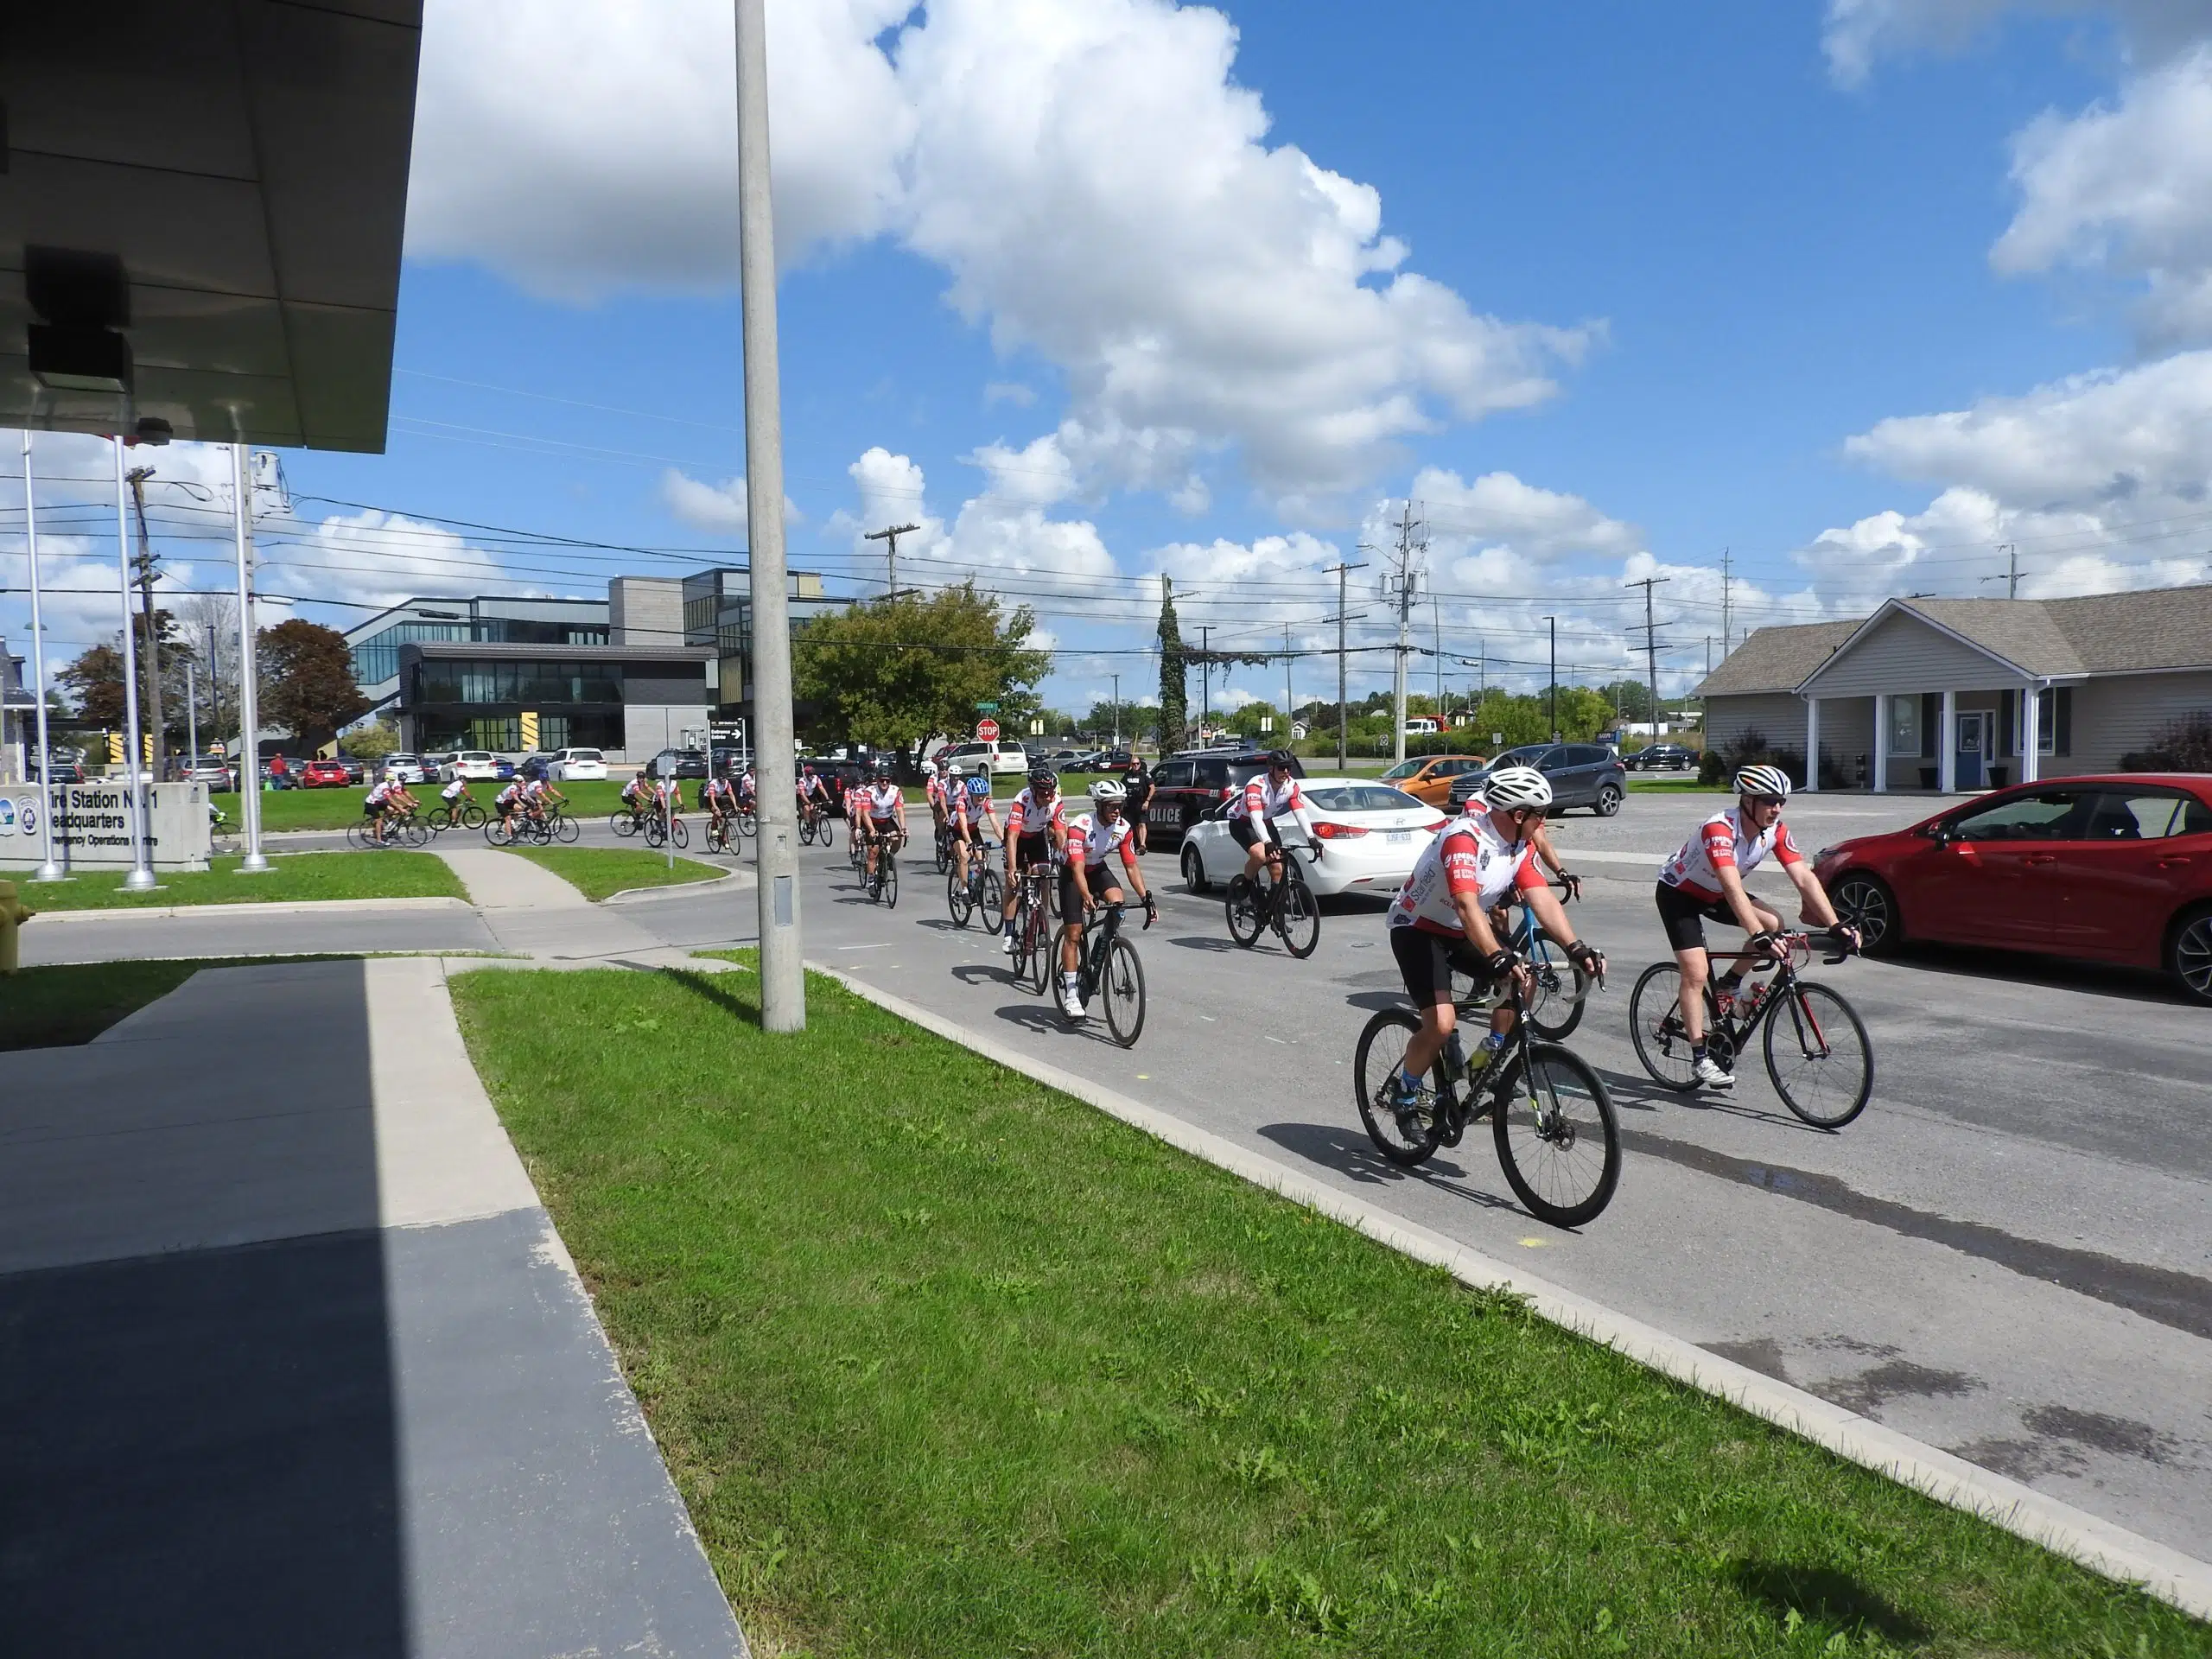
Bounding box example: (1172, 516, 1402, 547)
(1734, 764, 1792, 802)
(1481, 765, 1554, 811)
(921, 759, 938, 777)
(1089, 779, 1127, 804)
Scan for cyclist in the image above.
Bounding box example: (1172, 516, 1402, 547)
(1000, 765, 1070, 950)
(737, 763, 758, 817)
(1656, 763, 1857, 1090)
(1381, 766, 1604, 1116)
(493, 775, 526, 836)
(362, 773, 398, 844)
(704, 770, 740, 843)
(521, 770, 566, 830)
(619, 772, 653, 830)
(951, 768, 1001, 893)
(1229, 749, 1318, 887)
(656, 774, 684, 822)
(1059, 779, 1157, 1019)
(859, 760, 906, 884)
(438, 772, 474, 820)
(921, 757, 947, 836)
(1122, 757, 1154, 855)
(798, 763, 830, 833)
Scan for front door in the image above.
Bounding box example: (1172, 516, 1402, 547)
(1954, 711, 1988, 790)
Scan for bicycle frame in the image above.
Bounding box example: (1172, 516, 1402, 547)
(1704, 936, 1835, 1059)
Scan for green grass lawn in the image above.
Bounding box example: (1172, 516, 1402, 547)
(1, 851, 464, 911)
(449, 962, 2200, 1659)
(210, 777, 633, 833)
(2, 955, 359, 1050)
(1628, 778, 1730, 793)
(506, 846, 728, 902)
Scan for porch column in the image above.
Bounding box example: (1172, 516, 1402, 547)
(1802, 696, 1821, 793)
(1939, 690, 1957, 792)
(1872, 693, 1889, 793)
(2021, 680, 2040, 785)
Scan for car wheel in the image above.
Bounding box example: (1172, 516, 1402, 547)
(1831, 872, 1902, 957)
(2167, 903, 2212, 1006)
(1593, 782, 1624, 817)
(1182, 843, 1209, 893)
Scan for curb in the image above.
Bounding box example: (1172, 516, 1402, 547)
(807, 961, 2212, 1623)
(601, 862, 748, 906)
(24, 895, 474, 924)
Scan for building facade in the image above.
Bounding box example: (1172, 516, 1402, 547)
(347, 596, 612, 712)
(1699, 587, 2212, 791)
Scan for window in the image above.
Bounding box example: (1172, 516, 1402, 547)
(2080, 790, 2203, 839)
(1154, 760, 1193, 788)
(1886, 695, 1921, 760)
(1306, 785, 1426, 813)
(1949, 790, 2085, 842)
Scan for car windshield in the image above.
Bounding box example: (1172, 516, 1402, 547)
(1306, 785, 1426, 813)
(1379, 760, 1425, 781)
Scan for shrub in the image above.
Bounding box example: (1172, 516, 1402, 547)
(1703, 726, 1806, 790)
(2119, 709, 2212, 772)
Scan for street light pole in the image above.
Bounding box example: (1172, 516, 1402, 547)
(1110, 672, 1120, 749)
(111, 438, 156, 890)
(736, 0, 804, 1030)
(1546, 615, 1558, 741)
(22, 433, 63, 881)
(232, 443, 269, 872)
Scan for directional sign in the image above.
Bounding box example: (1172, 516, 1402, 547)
(976, 718, 1001, 742)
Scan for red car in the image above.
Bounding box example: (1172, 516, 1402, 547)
(301, 759, 352, 788)
(1814, 773, 2212, 1004)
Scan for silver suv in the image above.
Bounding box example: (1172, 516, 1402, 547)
(1449, 743, 1626, 817)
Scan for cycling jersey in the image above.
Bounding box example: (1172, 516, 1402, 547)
(738, 775, 756, 800)
(863, 781, 903, 822)
(365, 782, 393, 809)
(1389, 812, 1545, 937)
(521, 779, 548, 803)
(1658, 807, 1805, 903)
(925, 776, 947, 810)
(1230, 772, 1312, 844)
(620, 779, 646, 804)
(496, 783, 524, 808)
(955, 787, 996, 827)
(441, 779, 466, 802)
(1071, 810, 1139, 873)
(1004, 787, 1065, 839)
(705, 779, 736, 810)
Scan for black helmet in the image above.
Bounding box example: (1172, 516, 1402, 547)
(1267, 747, 1294, 771)
(872, 760, 893, 779)
(1027, 765, 1057, 788)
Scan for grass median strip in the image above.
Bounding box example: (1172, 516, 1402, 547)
(505, 846, 727, 902)
(449, 961, 2200, 1658)
(3, 852, 464, 910)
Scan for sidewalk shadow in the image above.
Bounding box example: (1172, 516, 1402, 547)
(1729, 1561, 1927, 1644)
(993, 1002, 1116, 1045)
(1257, 1120, 1522, 1217)
(1592, 1063, 1810, 1130)
(657, 967, 764, 1028)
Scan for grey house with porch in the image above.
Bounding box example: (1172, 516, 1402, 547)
(1698, 585, 2212, 792)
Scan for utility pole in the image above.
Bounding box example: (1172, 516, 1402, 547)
(1980, 543, 2021, 599)
(1199, 625, 1211, 736)
(1719, 547, 1732, 657)
(1282, 626, 1294, 734)
(864, 521, 920, 597)
(206, 620, 223, 753)
(1627, 575, 1671, 741)
(111, 438, 156, 890)
(1432, 595, 1444, 718)
(1545, 616, 1558, 740)
(125, 465, 166, 776)
(1110, 671, 1120, 748)
(1384, 499, 1424, 763)
(736, 0, 804, 1031)
(232, 445, 269, 873)
(22, 431, 62, 881)
(1325, 559, 1366, 771)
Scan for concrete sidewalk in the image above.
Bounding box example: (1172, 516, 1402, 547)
(0, 957, 747, 1658)
(434, 846, 727, 968)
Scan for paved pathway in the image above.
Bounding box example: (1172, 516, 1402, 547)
(0, 957, 747, 1657)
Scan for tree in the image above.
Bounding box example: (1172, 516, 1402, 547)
(1554, 685, 1613, 742)
(259, 619, 367, 751)
(1156, 575, 1186, 753)
(344, 720, 400, 761)
(1226, 699, 1284, 740)
(794, 582, 1049, 755)
(58, 641, 129, 728)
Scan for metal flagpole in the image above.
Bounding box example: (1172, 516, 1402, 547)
(736, 0, 804, 1029)
(232, 443, 269, 871)
(22, 432, 63, 880)
(111, 437, 157, 889)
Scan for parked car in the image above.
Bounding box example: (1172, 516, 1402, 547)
(32, 759, 88, 785)
(1377, 753, 1489, 809)
(935, 739, 1030, 777)
(421, 753, 453, 781)
(182, 754, 237, 789)
(380, 752, 432, 785)
(646, 747, 709, 780)
(549, 747, 607, 781)
(1448, 743, 1625, 817)
(1815, 775, 2212, 1003)
(1142, 748, 1309, 849)
(1179, 777, 1446, 899)
(448, 750, 504, 781)
(302, 758, 351, 788)
(334, 756, 366, 785)
(1624, 742, 1698, 772)
(1058, 750, 1109, 774)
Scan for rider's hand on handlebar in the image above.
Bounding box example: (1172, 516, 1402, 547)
(1557, 870, 1582, 901)
(1749, 929, 1787, 963)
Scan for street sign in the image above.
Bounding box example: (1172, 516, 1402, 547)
(1029, 719, 1044, 736)
(1259, 716, 1274, 732)
(976, 701, 999, 714)
(976, 718, 1000, 742)
(1492, 731, 1504, 747)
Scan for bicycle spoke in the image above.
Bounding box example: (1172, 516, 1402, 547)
(1492, 1046, 1620, 1228)
(1764, 981, 1875, 1129)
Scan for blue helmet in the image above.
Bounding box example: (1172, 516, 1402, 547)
(966, 774, 990, 798)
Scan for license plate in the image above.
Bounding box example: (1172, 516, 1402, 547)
(1386, 830, 1413, 843)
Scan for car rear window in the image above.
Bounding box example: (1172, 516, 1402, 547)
(1306, 785, 1426, 813)
(569, 750, 603, 762)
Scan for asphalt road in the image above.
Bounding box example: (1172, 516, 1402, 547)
(30, 789, 2212, 1563)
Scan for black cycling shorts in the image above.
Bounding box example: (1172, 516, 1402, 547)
(1014, 831, 1052, 872)
(1655, 880, 1738, 953)
(1230, 817, 1267, 851)
(1389, 925, 1489, 1007)
(362, 802, 382, 818)
(1059, 861, 1122, 919)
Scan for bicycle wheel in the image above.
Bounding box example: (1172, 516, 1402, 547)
(644, 818, 667, 849)
(978, 869, 1004, 934)
(404, 818, 431, 849)
(483, 818, 510, 847)
(1764, 981, 1874, 1129)
(1628, 961, 1707, 1093)
(611, 810, 637, 838)
(556, 812, 580, 843)
(1102, 935, 1146, 1047)
(670, 818, 689, 849)
(947, 868, 974, 927)
(1277, 871, 1320, 959)
(461, 802, 486, 830)
(882, 856, 899, 908)
(427, 806, 453, 834)
(1352, 1007, 1449, 1166)
(1525, 944, 1591, 1042)
(1224, 874, 1264, 948)
(740, 807, 758, 839)
(820, 815, 836, 850)
(1491, 1041, 1621, 1228)
(800, 814, 817, 847)
(1008, 892, 1035, 982)
(1026, 894, 1053, 995)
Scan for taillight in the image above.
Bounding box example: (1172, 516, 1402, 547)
(1424, 817, 1447, 833)
(1220, 785, 1235, 798)
(1313, 821, 1368, 839)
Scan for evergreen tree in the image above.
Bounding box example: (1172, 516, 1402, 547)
(1155, 575, 1186, 753)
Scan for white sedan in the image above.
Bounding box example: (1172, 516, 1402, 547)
(1178, 778, 1448, 899)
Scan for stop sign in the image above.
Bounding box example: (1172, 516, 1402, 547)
(976, 718, 1001, 741)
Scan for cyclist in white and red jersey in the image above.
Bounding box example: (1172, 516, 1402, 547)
(493, 778, 525, 834)
(363, 776, 398, 843)
(1380, 766, 1601, 1119)
(703, 772, 739, 840)
(951, 770, 1001, 892)
(921, 758, 947, 833)
(999, 766, 1070, 948)
(1656, 764, 1856, 1090)
(859, 760, 906, 885)
(1057, 779, 1158, 1018)
(1230, 749, 1318, 886)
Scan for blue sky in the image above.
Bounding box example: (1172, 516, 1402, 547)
(13, 0, 2212, 717)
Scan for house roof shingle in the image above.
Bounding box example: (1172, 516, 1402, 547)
(1694, 620, 1863, 696)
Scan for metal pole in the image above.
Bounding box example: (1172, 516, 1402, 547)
(22, 433, 63, 881)
(1111, 672, 1120, 749)
(1199, 625, 1210, 735)
(1283, 626, 1293, 736)
(186, 650, 198, 766)
(1546, 615, 1558, 741)
(111, 438, 157, 889)
(232, 444, 268, 872)
(736, 0, 804, 1030)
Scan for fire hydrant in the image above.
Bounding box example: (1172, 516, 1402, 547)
(0, 880, 34, 976)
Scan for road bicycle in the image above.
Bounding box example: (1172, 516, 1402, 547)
(1224, 840, 1320, 958)
(946, 837, 1005, 932)
(1505, 880, 1594, 1041)
(1353, 962, 1621, 1229)
(737, 801, 758, 839)
(1628, 931, 1872, 1129)
(799, 800, 834, 848)
(1006, 860, 1058, 995)
(849, 819, 868, 878)
(931, 817, 959, 876)
(427, 799, 486, 834)
(348, 811, 429, 850)
(705, 812, 735, 855)
(865, 829, 903, 906)
(642, 812, 690, 851)
(1071, 899, 1149, 1047)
